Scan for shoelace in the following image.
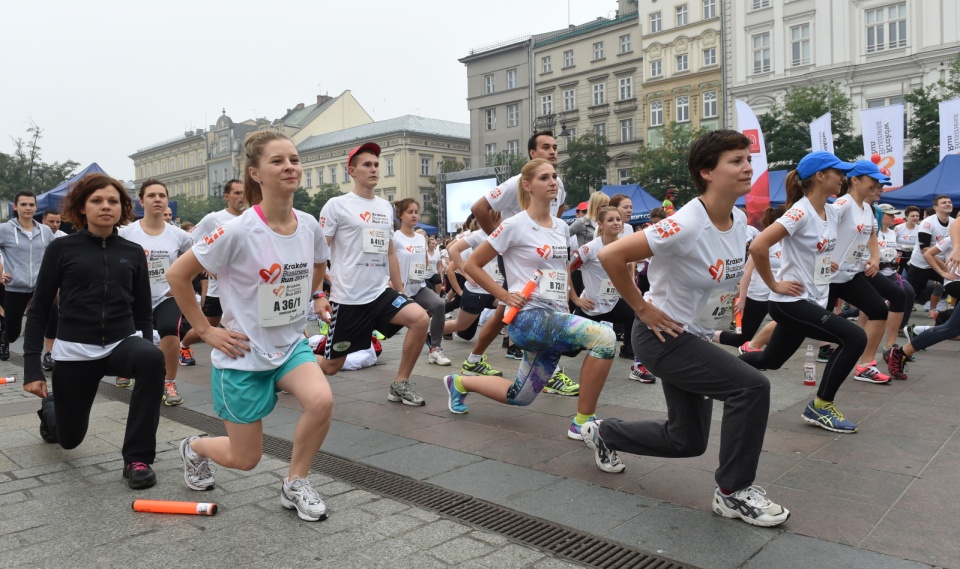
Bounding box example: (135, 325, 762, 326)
(820, 402, 846, 421)
(290, 478, 322, 504)
(193, 455, 215, 479)
(739, 485, 773, 508)
(129, 462, 150, 472)
(165, 382, 179, 395)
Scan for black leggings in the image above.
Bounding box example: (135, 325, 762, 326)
(718, 296, 769, 347)
(153, 297, 182, 338)
(828, 273, 889, 321)
(1, 290, 32, 344)
(740, 300, 867, 402)
(47, 336, 165, 464)
(906, 266, 940, 303)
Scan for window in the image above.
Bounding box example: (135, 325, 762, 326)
(619, 77, 633, 100)
(866, 3, 907, 53)
(703, 0, 716, 19)
(507, 140, 520, 156)
(507, 103, 519, 127)
(676, 4, 688, 26)
(594, 123, 606, 139)
(386, 158, 394, 176)
(650, 59, 662, 77)
(542, 56, 552, 73)
(421, 158, 430, 176)
(676, 96, 690, 122)
(563, 89, 576, 111)
(752, 0, 770, 9)
(592, 82, 605, 106)
(330, 166, 337, 185)
(593, 42, 604, 60)
(619, 34, 631, 54)
(752, 32, 771, 73)
(485, 143, 497, 155)
(703, 90, 718, 118)
(343, 164, 349, 181)
(305, 170, 312, 188)
(188, 154, 195, 168)
(162, 161, 168, 174)
(219, 136, 228, 152)
(650, 11, 662, 33)
(507, 68, 517, 89)
(564, 50, 574, 67)
(703, 47, 717, 66)
(317, 168, 324, 184)
(178, 157, 183, 170)
(484, 74, 495, 94)
(791, 23, 811, 66)
(676, 54, 689, 72)
(197, 151, 203, 165)
(618, 168, 632, 184)
(650, 101, 663, 126)
(541, 94, 553, 116)
(620, 119, 634, 143)
(485, 108, 496, 130)
(169, 158, 175, 172)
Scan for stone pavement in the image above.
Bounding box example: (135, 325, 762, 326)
(2, 309, 958, 568)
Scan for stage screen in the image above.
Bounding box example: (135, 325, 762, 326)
(444, 176, 499, 232)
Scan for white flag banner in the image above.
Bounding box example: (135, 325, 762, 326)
(939, 98, 960, 161)
(809, 112, 834, 153)
(735, 100, 769, 228)
(860, 105, 904, 188)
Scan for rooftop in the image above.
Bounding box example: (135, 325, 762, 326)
(534, 11, 639, 48)
(298, 115, 470, 152)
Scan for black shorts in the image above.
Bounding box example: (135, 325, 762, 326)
(460, 289, 497, 315)
(325, 288, 416, 359)
(153, 297, 182, 337)
(201, 296, 223, 318)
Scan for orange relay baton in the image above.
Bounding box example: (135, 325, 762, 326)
(0, 377, 17, 385)
(132, 499, 218, 516)
(503, 270, 543, 325)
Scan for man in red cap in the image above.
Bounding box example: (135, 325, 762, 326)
(662, 188, 677, 216)
(317, 142, 430, 406)
(575, 202, 588, 218)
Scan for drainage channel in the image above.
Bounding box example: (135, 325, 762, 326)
(99, 383, 697, 569)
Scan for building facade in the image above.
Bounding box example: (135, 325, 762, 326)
(130, 130, 208, 198)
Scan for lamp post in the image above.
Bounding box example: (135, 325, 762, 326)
(211, 182, 222, 197)
(532, 112, 573, 138)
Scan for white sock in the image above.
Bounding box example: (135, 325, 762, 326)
(467, 353, 482, 364)
(914, 326, 931, 334)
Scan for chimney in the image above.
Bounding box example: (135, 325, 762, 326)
(196, 128, 203, 135)
(295, 103, 305, 111)
(317, 95, 332, 105)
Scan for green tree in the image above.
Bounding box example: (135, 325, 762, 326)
(632, 122, 709, 205)
(485, 152, 527, 178)
(561, 132, 610, 206)
(759, 81, 860, 171)
(0, 123, 79, 201)
(426, 159, 466, 226)
(310, 183, 343, 215)
(292, 187, 313, 212)
(174, 195, 222, 224)
(903, 54, 960, 178)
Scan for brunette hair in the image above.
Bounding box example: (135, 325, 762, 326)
(14, 190, 35, 206)
(394, 197, 420, 219)
(934, 194, 951, 206)
(518, 158, 554, 211)
(42, 210, 61, 220)
(138, 179, 168, 200)
(61, 173, 134, 229)
(608, 193, 631, 209)
(527, 131, 554, 158)
(904, 205, 921, 218)
(648, 207, 667, 222)
(223, 179, 243, 195)
(687, 130, 752, 194)
(243, 130, 292, 206)
(761, 205, 786, 228)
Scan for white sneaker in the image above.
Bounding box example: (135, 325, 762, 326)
(280, 477, 328, 521)
(712, 485, 790, 527)
(429, 347, 452, 366)
(580, 420, 625, 473)
(179, 436, 215, 491)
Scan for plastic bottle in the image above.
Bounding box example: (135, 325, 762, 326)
(503, 270, 543, 324)
(803, 345, 817, 386)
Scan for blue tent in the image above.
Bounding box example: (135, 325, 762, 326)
(35, 163, 107, 213)
(415, 222, 438, 236)
(878, 154, 960, 208)
(561, 184, 662, 223)
(735, 170, 788, 208)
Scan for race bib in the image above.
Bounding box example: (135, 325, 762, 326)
(148, 257, 171, 286)
(257, 278, 308, 327)
(880, 247, 898, 263)
(408, 262, 426, 282)
(362, 229, 389, 254)
(540, 269, 568, 301)
(694, 289, 736, 331)
(598, 278, 620, 303)
(814, 253, 831, 286)
(844, 243, 866, 266)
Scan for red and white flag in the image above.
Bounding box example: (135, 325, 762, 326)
(736, 100, 769, 229)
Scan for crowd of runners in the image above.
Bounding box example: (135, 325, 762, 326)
(10, 128, 960, 528)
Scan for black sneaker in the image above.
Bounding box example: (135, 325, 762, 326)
(618, 342, 634, 359)
(505, 344, 523, 360)
(123, 462, 157, 489)
(816, 345, 834, 363)
(501, 336, 511, 348)
(0, 342, 9, 361)
(37, 394, 57, 444)
(42, 352, 55, 371)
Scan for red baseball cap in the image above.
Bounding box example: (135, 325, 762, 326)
(347, 142, 381, 166)
(577, 201, 588, 211)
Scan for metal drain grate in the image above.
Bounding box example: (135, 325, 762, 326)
(98, 383, 696, 569)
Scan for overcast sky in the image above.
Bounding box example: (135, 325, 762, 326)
(2, 0, 616, 182)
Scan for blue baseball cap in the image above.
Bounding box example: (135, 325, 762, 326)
(796, 151, 855, 180)
(847, 159, 892, 186)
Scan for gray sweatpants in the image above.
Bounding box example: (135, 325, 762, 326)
(601, 323, 770, 492)
(411, 287, 445, 348)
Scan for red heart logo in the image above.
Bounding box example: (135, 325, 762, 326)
(708, 259, 724, 282)
(360, 212, 372, 222)
(536, 245, 552, 258)
(406, 245, 414, 252)
(273, 285, 286, 297)
(816, 239, 828, 252)
(856, 224, 865, 234)
(548, 271, 557, 279)
(259, 263, 282, 284)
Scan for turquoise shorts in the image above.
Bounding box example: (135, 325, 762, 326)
(211, 339, 316, 424)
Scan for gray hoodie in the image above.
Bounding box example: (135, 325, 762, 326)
(0, 219, 54, 293)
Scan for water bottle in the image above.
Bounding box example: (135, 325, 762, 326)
(803, 345, 817, 386)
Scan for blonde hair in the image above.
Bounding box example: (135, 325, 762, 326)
(586, 191, 610, 221)
(244, 130, 293, 206)
(594, 206, 621, 237)
(518, 158, 554, 211)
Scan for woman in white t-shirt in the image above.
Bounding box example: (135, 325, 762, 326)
(167, 130, 333, 523)
(871, 205, 915, 353)
(589, 130, 790, 528)
(393, 198, 449, 366)
(894, 205, 921, 274)
(425, 235, 443, 292)
(444, 159, 617, 440)
(741, 151, 865, 434)
(609, 194, 635, 238)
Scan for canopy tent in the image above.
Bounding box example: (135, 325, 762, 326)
(415, 222, 438, 236)
(561, 184, 662, 223)
(878, 154, 960, 209)
(35, 163, 107, 213)
(734, 170, 788, 208)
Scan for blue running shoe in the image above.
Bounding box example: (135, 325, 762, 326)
(567, 415, 598, 440)
(801, 400, 857, 433)
(444, 375, 468, 414)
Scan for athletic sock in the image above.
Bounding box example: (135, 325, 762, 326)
(467, 353, 482, 364)
(180, 342, 187, 349)
(453, 375, 467, 393)
(813, 397, 830, 409)
(719, 487, 733, 496)
(914, 326, 931, 334)
(574, 412, 594, 425)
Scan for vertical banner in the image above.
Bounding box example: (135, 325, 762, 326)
(735, 100, 769, 229)
(939, 98, 960, 161)
(860, 105, 904, 188)
(809, 112, 834, 153)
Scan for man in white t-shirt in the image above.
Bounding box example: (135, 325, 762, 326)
(318, 142, 430, 406)
(178, 179, 245, 365)
(906, 194, 954, 301)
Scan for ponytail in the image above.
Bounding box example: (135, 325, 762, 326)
(784, 170, 805, 210)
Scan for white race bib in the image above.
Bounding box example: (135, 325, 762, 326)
(844, 243, 866, 266)
(814, 253, 831, 286)
(362, 229, 389, 254)
(540, 269, 568, 301)
(257, 278, 308, 327)
(598, 278, 620, 303)
(148, 257, 171, 286)
(408, 262, 426, 282)
(694, 289, 736, 330)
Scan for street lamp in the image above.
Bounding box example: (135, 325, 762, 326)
(533, 112, 573, 138)
(211, 182, 222, 197)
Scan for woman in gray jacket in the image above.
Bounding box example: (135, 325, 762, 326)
(0, 191, 54, 360)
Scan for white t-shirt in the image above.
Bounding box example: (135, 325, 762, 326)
(876, 228, 899, 277)
(770, 197, 837, 308)
(462, 230, 503, 294)
(485, 173, 565, 221)
(319, 192, 394, 304)
(193, 208, 329, 371)
(426, 248, 441, 278)
(193, 209, 241, 297)
(644, 200, 747, 340)
(746, 241, 781, 302)
(618, 223, 634, 240)
(576, 237, 621, 317)
(119, 220, 194, 308)
(830, 195, 876, 284)
(934, 239, 960, 285)
(393, 230, 427, 297)
(908, 216, 954, 270)
(53, 230, 68, 239)
(894, 223, 919, 252)
(487, 211, 570, 313)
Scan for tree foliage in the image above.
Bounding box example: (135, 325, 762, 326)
(561, 132, 610, 206)
(174, 195, 223, 224)
(485, 152, 528, 178)
(632, 122, 709, 206)
(426, 159, 466, 226)
(903, 54, 960, 178)
(309, 183, 344, 216)
(759, 82, 859, 171)
(0, 123, 79, 202)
